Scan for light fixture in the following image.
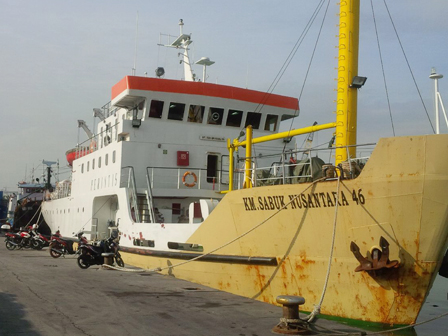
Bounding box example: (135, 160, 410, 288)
(350, 76, 367, 88)
(155, 67, 165, 78)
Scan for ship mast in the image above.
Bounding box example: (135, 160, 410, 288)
(335, 0, 362, 166)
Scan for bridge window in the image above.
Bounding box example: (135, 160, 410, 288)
(149, 100, 164, 118)
(187, 105, 205, 123)
(226, 109, 243, 127)
(168, 102, 185, 121)
(264, 114, 278, 132)
(207, 107, 224, 125)
(245, 112, 261, 129)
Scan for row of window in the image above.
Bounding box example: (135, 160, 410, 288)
(43, 207, 84, 215)
(134, 99, 295, 132)
(81, 151, 116, 173)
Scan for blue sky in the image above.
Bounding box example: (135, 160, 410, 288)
(1, 0, 447, 190)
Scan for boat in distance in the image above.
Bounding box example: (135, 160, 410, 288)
(41, 1, 448, 328)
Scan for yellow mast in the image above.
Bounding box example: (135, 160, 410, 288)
(335, 0, 361, 166)
(226, 0, 361, 190)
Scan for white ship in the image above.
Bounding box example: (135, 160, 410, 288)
(42, 3, 448, 328)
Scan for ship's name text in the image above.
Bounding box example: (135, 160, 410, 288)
(243, 189, 365, 211)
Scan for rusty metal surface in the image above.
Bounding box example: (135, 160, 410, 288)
(0, 241, 371, 336)
(351, 236, 399, 272)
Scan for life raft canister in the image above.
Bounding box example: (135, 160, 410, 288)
(182, 171, 197, 187)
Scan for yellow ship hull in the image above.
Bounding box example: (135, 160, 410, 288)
(122, 134, 448, 325)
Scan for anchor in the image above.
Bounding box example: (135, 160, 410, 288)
(350, 236, 399, 273)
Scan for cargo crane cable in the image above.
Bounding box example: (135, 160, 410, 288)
(282, 0, 331, 155)
(107, 176, 327, 274)
(246, 0, 326, 121)
(306, 171, 341, 323)
(370, 0, 395, 137)
(381, 0, 434, 134)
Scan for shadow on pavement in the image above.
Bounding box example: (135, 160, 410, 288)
(0, 292, 41, 336)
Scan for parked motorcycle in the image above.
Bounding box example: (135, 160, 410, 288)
(29, 224, 46, 250)
(77, 233, 124, 269)
(49, 231, 87, 258)
(5, 231, 22, 250)
(4, 227, 34, 250)
(36, 232, 51, 248)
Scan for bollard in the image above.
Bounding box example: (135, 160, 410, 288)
(272, 295, 309, 335)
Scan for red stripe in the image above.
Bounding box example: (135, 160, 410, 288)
(111, 76, 299, 110)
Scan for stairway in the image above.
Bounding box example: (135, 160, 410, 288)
(137, 194, 151, 223)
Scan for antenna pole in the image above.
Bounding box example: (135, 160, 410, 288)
(132, 11, 139, 76)
(430, 68, 443, 134)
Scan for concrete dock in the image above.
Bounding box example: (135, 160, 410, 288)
(0, 239, 424, 336)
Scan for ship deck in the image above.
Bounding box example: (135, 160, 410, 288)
(0, 237, 443, 336)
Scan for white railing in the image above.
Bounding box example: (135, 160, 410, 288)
(232, 144, 374, 189)
(146, 167, 224, 192)
(50, 180, 71, 200)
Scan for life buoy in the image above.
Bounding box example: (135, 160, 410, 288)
(182, 171, 197, 187)
(90, 140, 97, 153)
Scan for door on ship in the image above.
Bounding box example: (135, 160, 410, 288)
(91, 195, 118, 240)
(207, 153, 229, 187)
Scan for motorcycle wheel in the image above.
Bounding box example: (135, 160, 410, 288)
(115, 255, 125, 267)
(5, 241, 16, 250)
(32, 240, 43, 250)
(49, 247, 62, 258)
(77, 256, 90, 269)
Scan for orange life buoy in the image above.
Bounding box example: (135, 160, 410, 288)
(182, 171, 197, 187)
(90, 140, 97, 153)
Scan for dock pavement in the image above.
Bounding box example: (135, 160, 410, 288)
(0, 236, 402, 336)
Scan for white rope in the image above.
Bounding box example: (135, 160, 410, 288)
(111, 177, 328, 274)
(24, 203, 43, 228)
(306, 174, 342, 322)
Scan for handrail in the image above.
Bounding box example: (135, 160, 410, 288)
(121, 166, 140, 223)
(145, 168, 156, 223)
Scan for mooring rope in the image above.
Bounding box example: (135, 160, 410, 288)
(306, 173, 342, 322)
(105, 176, 328, 274)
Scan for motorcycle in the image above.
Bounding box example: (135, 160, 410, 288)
(5, 231, 22, 250)
(49, 231, 87, 258)
(4, 227, 34, 250)
(77, 233, 124, 269)
(29, 225, 47, 250)
(37, 233, 51, 248)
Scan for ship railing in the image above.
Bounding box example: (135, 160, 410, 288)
(146, 167, 225, 192)
(232, 144, 375, 189)
(120, 166, 141, 223)
(100, 101, 120, 119)
(49, 180, 71, 200)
